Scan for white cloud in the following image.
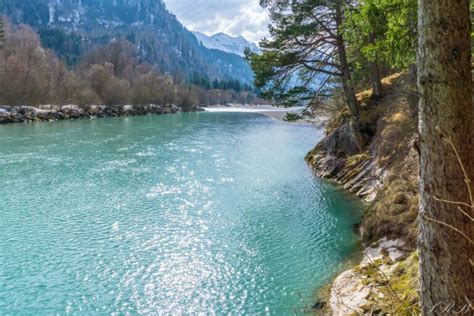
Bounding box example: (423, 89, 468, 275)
(163, 0, 270, 44)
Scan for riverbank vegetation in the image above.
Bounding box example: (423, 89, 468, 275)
(249, 0, 473, 313)
(0, 20, 267, 110)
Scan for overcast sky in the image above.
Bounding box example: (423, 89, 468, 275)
(163, 0, 270, 44)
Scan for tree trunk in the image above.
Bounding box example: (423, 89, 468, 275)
(0, 16, 5, 50)
(417, 0, 474, 314)
(368, 60, 382, 98)
(334, 1, 360, 119)
(368, 32, 382, 98)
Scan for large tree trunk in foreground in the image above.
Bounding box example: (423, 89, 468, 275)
(0, 16, 5, 50)
(417, 0, 474, 314)
(334, 1, 360, 119)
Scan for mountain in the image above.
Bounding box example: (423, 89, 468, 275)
(193, 31, 260, 57)
(0, 0, 254, 85)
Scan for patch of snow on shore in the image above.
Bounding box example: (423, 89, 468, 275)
(203, 106, 304, 113)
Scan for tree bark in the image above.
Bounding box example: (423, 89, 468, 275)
(417, 0, 474, 314)
(368, 32, 383, 98)
(335, 0, 360, 119)
(0, 16, 5, 50)
(368, 60, 382, 98)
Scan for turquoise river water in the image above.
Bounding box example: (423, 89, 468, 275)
(0, 112, 362, 315)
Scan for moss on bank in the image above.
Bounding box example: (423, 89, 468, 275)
(356, 252, 420, 315)
(306, 72, 421, 314)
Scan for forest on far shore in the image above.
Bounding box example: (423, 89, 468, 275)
(0, 20, 268, 110)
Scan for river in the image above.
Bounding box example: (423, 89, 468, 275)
(0, 112, 362, 314)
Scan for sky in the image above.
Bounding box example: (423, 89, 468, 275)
(163, 0, 270, 44)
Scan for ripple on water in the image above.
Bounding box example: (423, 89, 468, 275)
(0, 113, 362, 314)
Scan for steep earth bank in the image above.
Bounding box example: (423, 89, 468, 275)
(0, 104, 194, 124)
(306, 73, 421, 314)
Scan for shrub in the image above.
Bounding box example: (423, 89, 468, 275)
(283, 112, 303, 121)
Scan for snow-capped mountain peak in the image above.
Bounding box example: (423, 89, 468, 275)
(193, 31, 260, 57)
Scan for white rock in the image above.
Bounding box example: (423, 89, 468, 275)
(379, 238, 405, 249)
(330, 268, 370, 315)
(329, 238, 408, 314)
(361, 238, 406, 267)
(388, 248, 405, 262)
(361, 246, 385, 267)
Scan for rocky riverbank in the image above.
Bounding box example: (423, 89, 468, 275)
(0, 104, 190, 124)
(306, 73, 421, 314)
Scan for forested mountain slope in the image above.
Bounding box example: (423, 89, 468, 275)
(0, 0, 254, 84)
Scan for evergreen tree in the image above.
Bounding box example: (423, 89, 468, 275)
(212, 78, 219, 90)
(344, 0, 417, 71)
(344, 0, 386, 97)
(249, 0, 360, 117)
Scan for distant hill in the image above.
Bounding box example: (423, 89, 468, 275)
(0, 0, 254, 85)
(193, 31, 260, 57)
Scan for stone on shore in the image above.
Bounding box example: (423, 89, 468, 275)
(329, 238, 412, 315)
(0, 104, 186, 124)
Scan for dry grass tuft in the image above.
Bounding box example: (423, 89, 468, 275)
(381, 72, 404, 86)
(364, 177, 419, 247)
(388, 111, 407, 123)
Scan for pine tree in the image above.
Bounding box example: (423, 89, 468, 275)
(249, 0, 360, 117)
(343, 0, 417, 99)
